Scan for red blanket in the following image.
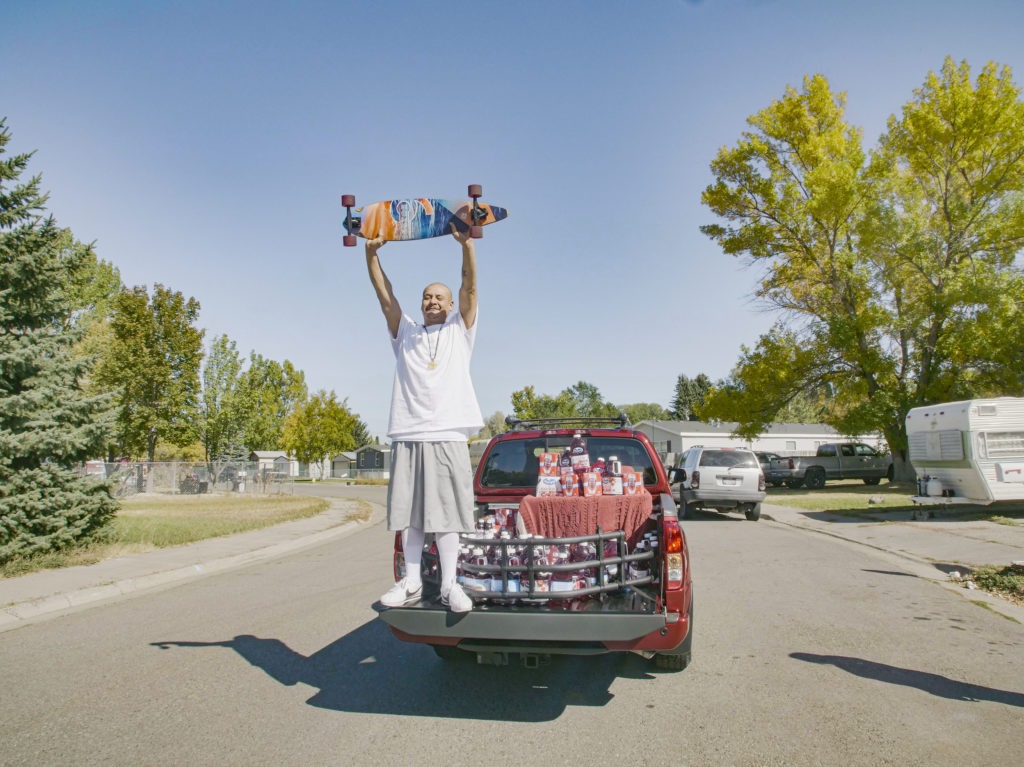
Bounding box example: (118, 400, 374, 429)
(516, 493, 652, 547)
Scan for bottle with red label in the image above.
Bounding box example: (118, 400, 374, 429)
(551, 551, 576, 592)
(602, 455, 624, 495)
(569, 432, 591, 474)
(506, 546, 522, 596)
(558, 446, 573, 474)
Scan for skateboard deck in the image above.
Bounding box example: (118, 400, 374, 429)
(341, 185, 507, 246)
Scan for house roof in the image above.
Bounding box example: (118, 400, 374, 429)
(250, 451, 290, 459)
(638, 420, 846, 437)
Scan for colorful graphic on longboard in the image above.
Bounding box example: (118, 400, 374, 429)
(341, 185, 507, 246)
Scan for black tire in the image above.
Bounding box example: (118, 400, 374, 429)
(863, 477, 881, 486)
(431, 645, 465, 661)
(785, 479, 804, 489)
(678, 496, 690, 519)
(804, 468, 826, 490)
(654, 599, 694, 671)
(745, 503, 761, 521)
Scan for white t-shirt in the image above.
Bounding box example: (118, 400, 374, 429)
(387, 309, 484, 441)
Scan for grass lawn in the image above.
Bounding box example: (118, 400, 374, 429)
(0, 493, 367, 579)
(767, 480, 1024, 523)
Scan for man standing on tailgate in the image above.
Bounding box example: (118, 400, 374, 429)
(366, 223, 483, 613)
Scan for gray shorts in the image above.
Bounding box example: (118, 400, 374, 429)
(387, 441, 476, 533)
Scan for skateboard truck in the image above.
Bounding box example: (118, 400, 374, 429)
(341, 194, 361, 247)
(468, 183, 484, 238)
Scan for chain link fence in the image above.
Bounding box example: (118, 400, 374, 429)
(81, 461, 294, 498)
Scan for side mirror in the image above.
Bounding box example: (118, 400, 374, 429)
(668, 467, 687, 484)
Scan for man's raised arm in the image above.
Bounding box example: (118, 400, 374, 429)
(453, 227, 478, 329)
(366, 237, 402, 339)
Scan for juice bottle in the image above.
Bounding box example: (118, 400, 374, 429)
(570, 432, 591, 474)
(603, 455, 624, 495)
(559, 446, 573, 474)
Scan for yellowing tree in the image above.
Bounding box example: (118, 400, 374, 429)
(281, 390, 363, 480)
(700, 59, 1024, 479)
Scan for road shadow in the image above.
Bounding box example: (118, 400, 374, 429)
(790, 652, 1024, 708)
(861, 569, 917, 578)
(682, 509, 749, 523)
(153, 618, 665, 720)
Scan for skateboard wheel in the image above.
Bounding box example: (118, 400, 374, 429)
(341, 194, 355, 208)
(470, 226, 483, 239)
(343, 235, 357, 247)
(468, 184, 482, 199)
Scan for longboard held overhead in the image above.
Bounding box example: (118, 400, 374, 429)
(341, 184, 508, 246)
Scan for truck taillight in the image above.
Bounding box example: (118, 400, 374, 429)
(691, 470, 700, 489)
(759, 472, 766, 492)
(664, 519, 684, 588)
(787, 458, 794, 469)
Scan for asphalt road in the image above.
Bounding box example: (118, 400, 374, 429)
(1, 488, 1022, 766)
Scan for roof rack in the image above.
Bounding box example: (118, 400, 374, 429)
(504, 413, 633, 432)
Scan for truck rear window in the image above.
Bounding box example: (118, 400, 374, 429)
(479, 437, 657, 488)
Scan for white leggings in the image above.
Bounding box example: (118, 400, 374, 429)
(402, 528, 460, 588)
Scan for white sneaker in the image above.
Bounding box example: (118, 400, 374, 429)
(441, 583, 473, 613)
(380, 578, 422, 607)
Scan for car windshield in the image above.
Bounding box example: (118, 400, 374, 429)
(479, 436, 657, 488)
(699, 450, 758, 469)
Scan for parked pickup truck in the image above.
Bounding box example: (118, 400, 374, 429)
(775, 442, 894, 489)
(376, 415, 694, 670)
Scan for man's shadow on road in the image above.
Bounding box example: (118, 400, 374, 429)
(153, 618, 663, 721)
(791, 652, 1024, 708)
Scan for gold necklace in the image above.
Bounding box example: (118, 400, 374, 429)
(424, 324, 440, 369)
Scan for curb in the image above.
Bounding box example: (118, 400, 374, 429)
(0, 499, 384, 634)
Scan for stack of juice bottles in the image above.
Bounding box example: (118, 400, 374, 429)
(450, 511, 642, 604)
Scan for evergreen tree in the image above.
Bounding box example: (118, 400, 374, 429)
(671, 374, 713, 421)
(0, 119, 117, 563)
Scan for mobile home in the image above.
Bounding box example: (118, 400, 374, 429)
(906, 397, 1024, 504)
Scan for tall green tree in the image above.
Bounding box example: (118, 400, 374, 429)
(236, 353, 307, 451)
(477, 410, 508, 439)
(0, 119, 117, 563)
(200, 334, 245, 462)
(96, 283, 204, 461)
(670, 374, 713, 421)
(699, 59, 1024, 478)
(510, 381, 619, 421)
(618, 402, 671, 425)
(281, 389, 363, 479)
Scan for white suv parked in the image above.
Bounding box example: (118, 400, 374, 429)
(671, 446, 766, 521)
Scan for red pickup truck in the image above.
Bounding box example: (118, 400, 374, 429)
(377, 416, 694, 670)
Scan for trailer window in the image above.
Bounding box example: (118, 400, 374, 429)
(979, 432, 1024, 459)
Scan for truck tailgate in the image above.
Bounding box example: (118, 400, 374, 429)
(378, 591, 672, 643)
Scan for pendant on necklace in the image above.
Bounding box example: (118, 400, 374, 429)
(428, 361, 436, 370)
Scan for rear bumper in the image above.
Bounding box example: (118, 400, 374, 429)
(377, 591, 689, 652)
(683, 489, 766, 507)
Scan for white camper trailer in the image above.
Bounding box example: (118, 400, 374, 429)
(906, 397, 1024, 505)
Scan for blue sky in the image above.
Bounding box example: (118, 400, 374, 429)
(4, 0, 1023, 441)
